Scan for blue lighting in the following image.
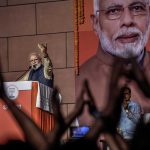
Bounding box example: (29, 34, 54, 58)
(71, 126, 90, 138)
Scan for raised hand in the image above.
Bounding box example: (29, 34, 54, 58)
(38, 43, 47, 54)
(46, 86, 85, 147)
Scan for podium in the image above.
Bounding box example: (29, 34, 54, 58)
(0, 81, 55, 144)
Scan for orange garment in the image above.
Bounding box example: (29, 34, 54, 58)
(31, 82, 55, 134)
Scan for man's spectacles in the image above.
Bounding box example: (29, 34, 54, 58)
(30, 58, 39, 63)
(96, 2, 148, 20)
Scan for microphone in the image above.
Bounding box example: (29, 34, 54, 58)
(16, 66, 31, 81)
(32, 65, 36, 69)
(29, 65, 37, 70)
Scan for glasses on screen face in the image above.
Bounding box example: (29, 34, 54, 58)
(96, 2, 148, 20)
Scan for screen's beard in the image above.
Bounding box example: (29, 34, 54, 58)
(32, 63, 41, 70)
(98, 24, 150, 59)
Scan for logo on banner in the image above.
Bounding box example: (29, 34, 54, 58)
(6, 85, 19, 100)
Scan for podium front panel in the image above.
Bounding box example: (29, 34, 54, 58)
(0, 81, 32, 144)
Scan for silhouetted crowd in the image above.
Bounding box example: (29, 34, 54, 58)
(1, 58, 150, 150)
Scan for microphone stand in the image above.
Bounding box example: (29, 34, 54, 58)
(16, 67, 31, 81)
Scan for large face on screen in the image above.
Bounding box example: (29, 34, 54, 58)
(93, 0, 150, 58)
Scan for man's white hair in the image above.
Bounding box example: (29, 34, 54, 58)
(29, 52, 41, 61)
(93, 0, 100, 14)
(93, 0, 150, 14)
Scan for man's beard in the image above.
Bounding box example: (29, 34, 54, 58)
(98, 24, 150, 59)
(32, 63, 41, 70)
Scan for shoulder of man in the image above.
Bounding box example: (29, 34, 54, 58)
(144, 50, 150, 66)
(79, 54, 107, 75)
(129, 100, 141, 107)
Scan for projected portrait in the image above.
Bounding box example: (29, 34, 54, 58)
(75, 0, 150, 126)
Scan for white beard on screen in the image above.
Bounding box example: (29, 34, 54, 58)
(97, 24, 150, 59)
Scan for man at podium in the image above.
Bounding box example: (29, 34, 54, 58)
(20, 43, 55, 134)
(21, 43, 53, 88)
